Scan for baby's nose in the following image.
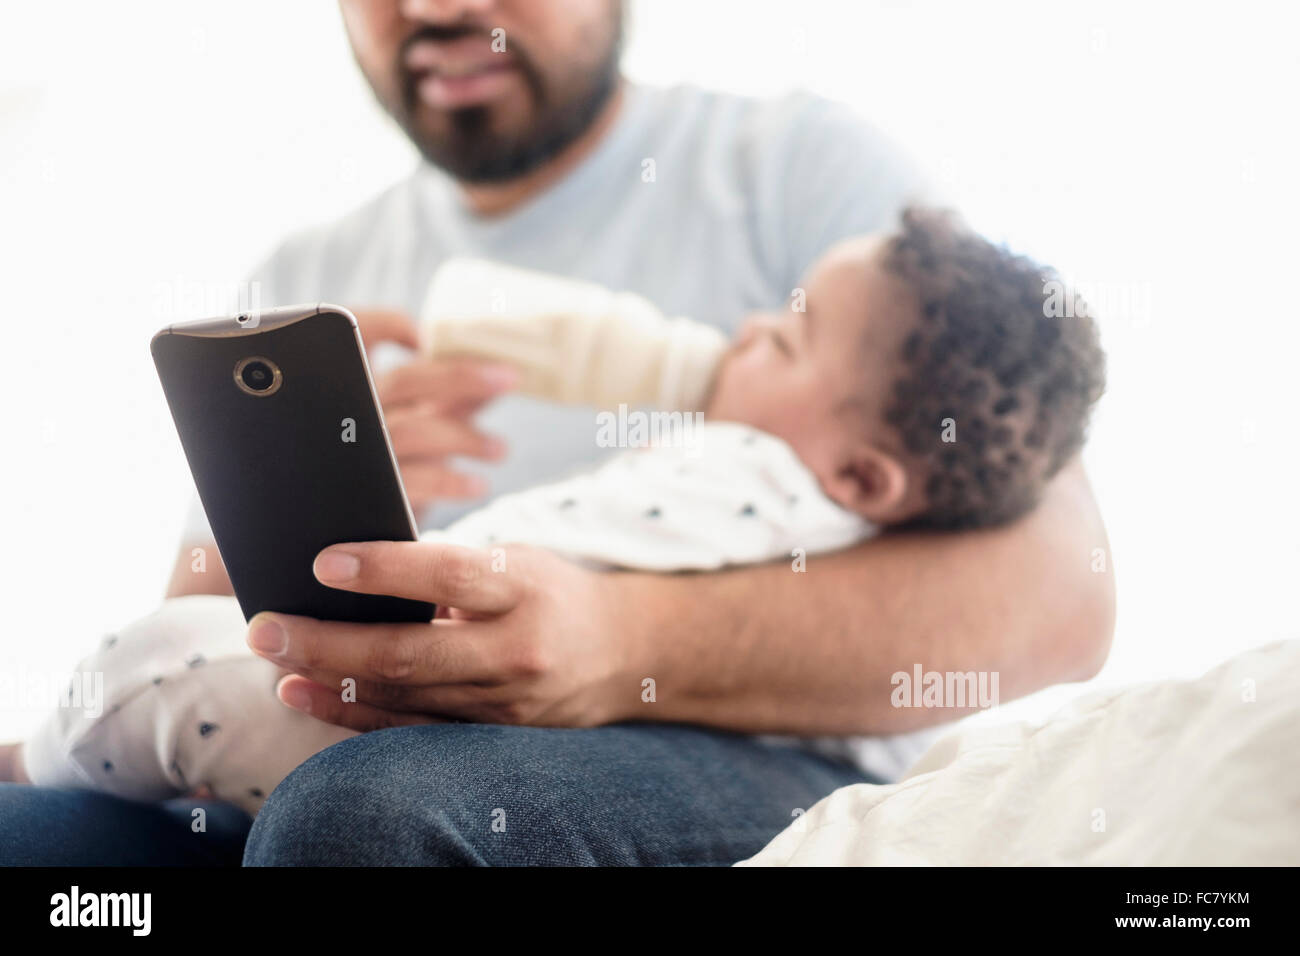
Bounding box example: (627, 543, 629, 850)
(734, 314, 772, 345)
(731, 318, 758, 347)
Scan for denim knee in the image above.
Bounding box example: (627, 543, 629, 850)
(243, 723, 590, 866)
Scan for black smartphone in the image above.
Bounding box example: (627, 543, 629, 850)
(151, 303, 435, 623)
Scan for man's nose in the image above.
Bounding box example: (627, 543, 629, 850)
(400, 0, 498, 24)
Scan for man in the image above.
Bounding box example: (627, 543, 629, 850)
(1, 0, 1114, 866)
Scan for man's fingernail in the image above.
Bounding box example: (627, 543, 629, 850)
(278, 680, 313, 715)
(485, 437, 507, 458)
(315, 549, 361, 582)
(248, 617, 287, 656)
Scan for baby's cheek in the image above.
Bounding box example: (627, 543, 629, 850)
(771, 380, 835, 441)
(704, 359, 747, 419)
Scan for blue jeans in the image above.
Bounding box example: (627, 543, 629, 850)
(0, 724, 869, 866)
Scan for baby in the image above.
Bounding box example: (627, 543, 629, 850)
(5, 207, 1105, 812)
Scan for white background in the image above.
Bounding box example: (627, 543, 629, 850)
(1, 1, 1297, 739)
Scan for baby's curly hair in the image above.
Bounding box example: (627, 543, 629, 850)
(881, 207, 1106, 530)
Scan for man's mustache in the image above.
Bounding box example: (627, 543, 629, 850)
(401, 23, 486, 52)
(399, 23, 526, 71)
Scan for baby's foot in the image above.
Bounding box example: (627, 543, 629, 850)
(0, 742, 30, 784)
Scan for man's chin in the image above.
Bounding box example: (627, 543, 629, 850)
(408, 108, 579, 184)
(411, 128, 537, 184)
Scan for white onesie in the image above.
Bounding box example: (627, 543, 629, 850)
(22, 261, 931, 814)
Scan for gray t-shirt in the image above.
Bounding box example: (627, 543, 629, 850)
(183, 82, 929, 540)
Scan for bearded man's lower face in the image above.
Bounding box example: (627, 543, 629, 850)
(341, 0, 623, 184)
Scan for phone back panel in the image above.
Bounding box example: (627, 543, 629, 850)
(151, 306, 435, 623)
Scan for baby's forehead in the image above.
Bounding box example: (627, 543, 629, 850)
(816, 233, 890, 272)
(804, 235, 898, 309)
(806, 235, 916, 336)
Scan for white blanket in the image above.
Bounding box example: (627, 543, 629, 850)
(740, 639, 1300, 865)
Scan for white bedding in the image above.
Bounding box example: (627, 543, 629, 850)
(740, 640, 1300, 866)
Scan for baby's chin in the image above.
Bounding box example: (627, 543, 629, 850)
(701, 388, 750, 428)
(701, 363, 757, 425)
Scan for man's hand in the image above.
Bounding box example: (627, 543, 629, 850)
(245, 542, 641, 731)
(353, 309, 517, 510)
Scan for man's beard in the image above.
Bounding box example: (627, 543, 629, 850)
(394, 23, 622, 185)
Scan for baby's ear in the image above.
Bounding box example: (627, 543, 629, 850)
(823, 443, 910, 523)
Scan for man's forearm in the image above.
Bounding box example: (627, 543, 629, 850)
(624, 459, 1115, 736)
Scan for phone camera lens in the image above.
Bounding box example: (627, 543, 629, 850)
(242, 361, 271, 389)
(234, 357, 282, 396)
